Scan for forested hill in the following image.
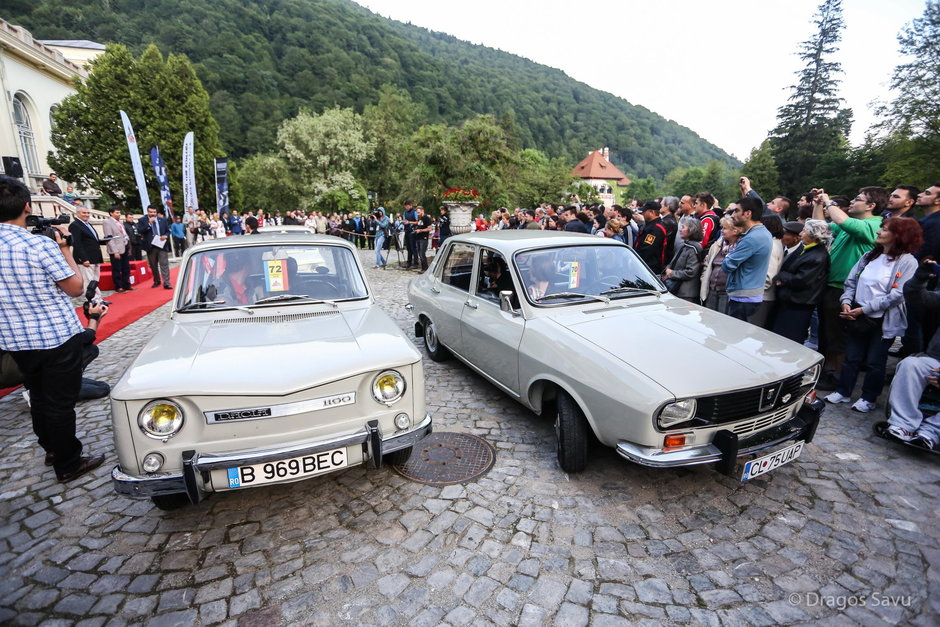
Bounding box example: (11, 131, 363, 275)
(10, 0, 737, 178)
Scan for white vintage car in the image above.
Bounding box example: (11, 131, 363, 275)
(408, 231, 823, 478)
(110, 233, 430, 509)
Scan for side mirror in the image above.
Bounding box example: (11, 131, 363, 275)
(499, 290, 516, 313)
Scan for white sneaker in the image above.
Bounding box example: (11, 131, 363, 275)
(851, 398, 876, 413)
(825, 391, 851, 404)
(887, 424, 916, 441)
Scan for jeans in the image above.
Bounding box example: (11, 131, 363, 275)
(888, 354, 940, 441)
(837, 325, 893, 402)
(375, 232, 386, 267)
(771, 304, 814, 344)
(726, 299, 760, 322)
(9, 333, 85, 477)
(415, 238, 429, 270)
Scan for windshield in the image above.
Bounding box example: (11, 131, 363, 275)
(514, 244, 663, 305)
(177, 244, 368, 311)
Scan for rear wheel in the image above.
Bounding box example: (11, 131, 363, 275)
(384, 446, 413, 466)
(150, 493, 190, 511)
(423, 318, 450, 362)
(555, 391, 589, 473)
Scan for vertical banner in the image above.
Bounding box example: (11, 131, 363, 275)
(182, 131, 198, 211)
(214, 158, 229, 218)
(150, 147, 173, 215)
(119, 110, 151, 210)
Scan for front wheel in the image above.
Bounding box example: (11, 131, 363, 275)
(555, 391, 589, 473)
(423, 318, 450, 362)
(384, 446, 413, 466)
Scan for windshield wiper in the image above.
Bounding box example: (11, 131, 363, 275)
(599, 286, 662, 298)
(254, 294, 337, 308)
(178, 299, 226, 311)
(534, 291, 610, 304)
(178, 300, 255, 315)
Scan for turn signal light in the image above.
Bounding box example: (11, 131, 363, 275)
(806, 390, 817, 403)
(664, 434, 686, 449)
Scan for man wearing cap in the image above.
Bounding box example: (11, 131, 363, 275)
(782, 221, 804, 259)
(635, 200, 669, 274)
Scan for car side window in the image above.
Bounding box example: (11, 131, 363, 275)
(440, 243, 475, 292)
(474, 248, 513, 304)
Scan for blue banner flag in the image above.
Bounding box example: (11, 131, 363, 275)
(215, 158, 229, 218)
(150, 146, 173, 215)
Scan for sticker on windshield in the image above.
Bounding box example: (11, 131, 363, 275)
(265, 259, 289, 292)
(568, 262, 581, 288)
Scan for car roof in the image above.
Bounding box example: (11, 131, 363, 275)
(184, 232, 355, 253)
(443, 230, 623, 254)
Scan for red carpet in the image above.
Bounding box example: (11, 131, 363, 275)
(0, 267, 180, 399)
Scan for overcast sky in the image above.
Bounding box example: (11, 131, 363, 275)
(354, 0, 925, 161)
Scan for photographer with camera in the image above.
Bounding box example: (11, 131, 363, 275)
(0, 175, 105, 483)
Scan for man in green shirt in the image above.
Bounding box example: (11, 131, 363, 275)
(813, 187, 886, 388)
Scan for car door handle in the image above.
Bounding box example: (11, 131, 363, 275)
(464, 301, 478, 309)
(430, 286, 440, 294)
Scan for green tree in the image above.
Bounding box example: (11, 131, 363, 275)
(665, 166, 707, 198)
(362, 84, 424, 206)
(236, 153, 298, 214)
(623, 177, 659, 204)
(769, 0, 851, 198)
(506, 149, 574, 208)
(741, 140, 780, 199)
(50, 44, 224, 211)
(875, 0, 940, 185)
(277, 107, 375, 211)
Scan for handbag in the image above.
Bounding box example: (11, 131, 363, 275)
(663, 278, 682, 295)
(839, 301, 883, 336)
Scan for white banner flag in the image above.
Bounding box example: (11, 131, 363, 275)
(182, 131, 198, 211)
(119, 110, 151, 210)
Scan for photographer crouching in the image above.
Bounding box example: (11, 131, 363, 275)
(0, 175, 105, 482)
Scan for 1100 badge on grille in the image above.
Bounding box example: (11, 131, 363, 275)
(225, 447, 348, 488)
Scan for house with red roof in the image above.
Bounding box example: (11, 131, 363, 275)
(571, 147, 631, 208)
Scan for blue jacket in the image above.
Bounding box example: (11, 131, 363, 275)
(722, 224, 772, 297)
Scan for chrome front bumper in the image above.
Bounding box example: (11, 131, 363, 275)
(112, 413, 433, 502)
(616, 399, 824, 474)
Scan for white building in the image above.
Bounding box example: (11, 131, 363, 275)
(0, 18, 103, 191)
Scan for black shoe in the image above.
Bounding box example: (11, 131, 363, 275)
(44, 452, 55, 466)
(911, 434, 938, 450)
(152, 282, 161, 288)
(164, 284, 172, 289)
(56, 454, 105, 483)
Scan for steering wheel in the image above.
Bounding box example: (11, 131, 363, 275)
(306, 278, 342, 299)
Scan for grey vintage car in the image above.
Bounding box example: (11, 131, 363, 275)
(111, 233, 430, 509)
(408, 231, 823, 478)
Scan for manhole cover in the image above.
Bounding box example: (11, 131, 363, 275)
(393, 431, 495, 486)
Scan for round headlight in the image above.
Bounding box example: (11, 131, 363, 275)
(142, 453, 165, 473)
(138, 400, 185, 439)
(394, 412, 411, 431)
(372, 370, 406, 405)
(658, 398, 697, 429)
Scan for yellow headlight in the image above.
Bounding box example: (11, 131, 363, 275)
(138, 400, 184, 439)
(372, 370, 406, 404)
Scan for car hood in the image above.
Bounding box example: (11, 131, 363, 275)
(112, 305, 421, 399)
(554, 299, 820, 397)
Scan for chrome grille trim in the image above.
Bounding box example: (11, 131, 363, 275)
(213, 311, 338, 325)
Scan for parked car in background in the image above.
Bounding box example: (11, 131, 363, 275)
(408, 231, 823, 479)
(110, 232, 430, 509)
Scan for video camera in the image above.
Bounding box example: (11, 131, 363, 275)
(81, 280, 111, 320)
(26, 214, 71, 242)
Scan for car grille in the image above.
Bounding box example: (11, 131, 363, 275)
(213, 311, 338, 325)
(728, 406, 793, 437)
(693, 374, 811, 426)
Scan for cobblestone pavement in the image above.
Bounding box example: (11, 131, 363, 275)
(1, 247, 939, 626)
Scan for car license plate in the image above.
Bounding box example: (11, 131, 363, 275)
(225, 447, 348, 488)
(741, 441, 804, 481)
